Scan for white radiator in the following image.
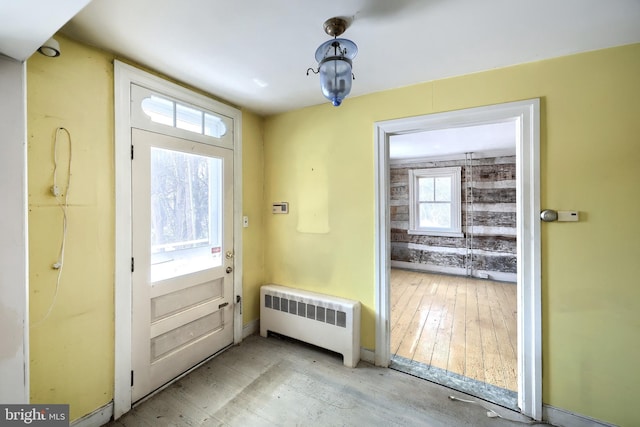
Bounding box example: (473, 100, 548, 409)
(260, 284, 361, 368)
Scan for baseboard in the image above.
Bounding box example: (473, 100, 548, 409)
(543, 405, 617, 427)
(242, 319, 259, 339)
(360, 347, 375, 364)
(71, 401, 113, 427)
(391, 260, 517, 283)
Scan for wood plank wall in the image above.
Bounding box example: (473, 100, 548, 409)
(390, 156, 517, 281)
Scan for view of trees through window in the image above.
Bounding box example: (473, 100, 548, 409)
(150, 147, 220, 254)
(418, 176, 452, 228)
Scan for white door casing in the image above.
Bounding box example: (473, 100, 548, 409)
(0, 56, 29, 405)
(131, 129, 234, 401)
(374, 99, 541, 420)
(114, 61, 242, 418)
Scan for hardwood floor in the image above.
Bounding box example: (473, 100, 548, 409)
(106, 334, 535, 427)
(391, 269, 517, 392)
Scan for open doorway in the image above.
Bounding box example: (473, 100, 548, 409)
(387, 121, 518, 409)
(373, 99, 541, 420)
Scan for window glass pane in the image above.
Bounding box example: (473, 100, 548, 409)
(150, 147, 222, 282)
(204, 113, 227, 138)
(176, 104, 203, 134)
(418, 177, 434, 201)
(435, 177, 451, 201)
(419, 203, 451, 228)
(142, 96, 174, 126)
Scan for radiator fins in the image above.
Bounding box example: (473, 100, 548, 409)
(264, 294, 347, 328)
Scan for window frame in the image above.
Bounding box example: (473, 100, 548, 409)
(408, 166, 463, 237)
(131, 83, 234, 149)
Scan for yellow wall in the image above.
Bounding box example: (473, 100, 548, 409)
(27, 35, 266, 422)
(241, 111, 265, 324)
(27, 35, 115, 420)
(263, 43, 640, 426)
(26, 33, 639, 426)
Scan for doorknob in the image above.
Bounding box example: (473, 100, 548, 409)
(226, 266, 233, 274)
(226, 251, 234, 259)
(540, 209, 558, 222)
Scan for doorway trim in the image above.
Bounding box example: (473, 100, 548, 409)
(113, 61, 243, 418)
(374, 99, 541, 420)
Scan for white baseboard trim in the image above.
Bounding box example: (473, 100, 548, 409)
(71, 401, 113, 427)
(391, 260, 517, 283)
(360, 347, 375, 364)
(242, 319, 259, 339)
(543, 405, 616, 427)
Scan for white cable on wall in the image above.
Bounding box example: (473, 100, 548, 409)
(465, 152, 475, 277)
(465, 153, 471, 276)
(469, 152, 474, 276)
(32, 127, 72, 327)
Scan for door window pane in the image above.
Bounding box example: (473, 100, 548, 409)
(141, 96, 174, 126)
(176, 104, 203, 133)
(204, 113, 227, 138)
(150, 147, 222, 282)
(140, 92, 228, 140)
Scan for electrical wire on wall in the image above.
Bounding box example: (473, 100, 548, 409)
(32, 127, 73, 327)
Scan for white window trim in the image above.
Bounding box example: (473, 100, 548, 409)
(408, 166, 463, 237)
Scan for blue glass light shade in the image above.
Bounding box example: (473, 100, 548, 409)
(315, 38, 358, 106)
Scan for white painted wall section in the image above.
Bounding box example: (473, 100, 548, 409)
(0, 55, 29, 403)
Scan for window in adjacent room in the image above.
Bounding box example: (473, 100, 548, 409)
(408, 166, 463, 237)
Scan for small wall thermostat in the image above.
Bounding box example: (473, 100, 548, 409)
(272, 202, 289, 214)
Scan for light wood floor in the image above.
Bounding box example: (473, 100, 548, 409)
(106, 334, 535, 426)
(391, 269, 517, 392)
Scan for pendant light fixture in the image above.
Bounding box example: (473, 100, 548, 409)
(307, 17, 357, 107)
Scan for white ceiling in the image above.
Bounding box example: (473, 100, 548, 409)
(0, 0, 92, 61)
(60, 0, 640, 115)
(2, 0, 640, 117)
(390, 121, 516, 160)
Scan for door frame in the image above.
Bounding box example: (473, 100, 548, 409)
(373, 99, 541, 420)
(113, 61, 243, 418)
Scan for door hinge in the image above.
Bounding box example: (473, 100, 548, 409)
(131, 144, 134, 160)
(236, 295, 242, 315)
(131, 370, 134, 387)
(131, 257, 134, 273)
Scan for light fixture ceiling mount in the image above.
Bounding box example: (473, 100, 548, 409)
(307, 17, 357, 107)
(323, 17, 348, 38)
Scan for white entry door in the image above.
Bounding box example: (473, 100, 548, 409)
(131, 128, 234, 402)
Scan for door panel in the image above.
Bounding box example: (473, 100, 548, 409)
(131, 128, 234, 402)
